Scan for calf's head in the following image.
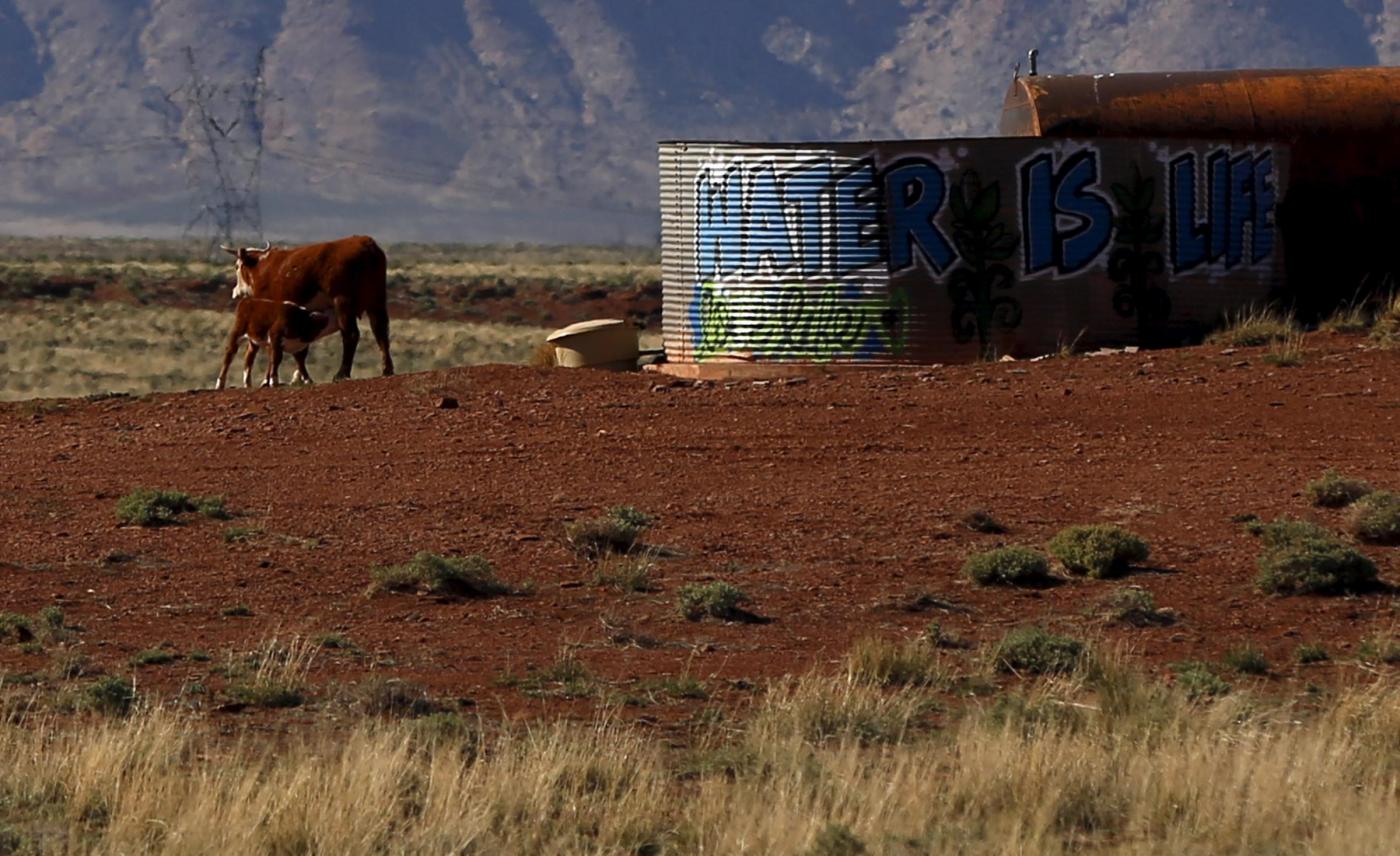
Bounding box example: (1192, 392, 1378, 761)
(221, 241, 272, 300)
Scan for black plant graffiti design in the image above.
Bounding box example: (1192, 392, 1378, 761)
(947, 170, 1021, 356)
(1108, 163, 1170, 340)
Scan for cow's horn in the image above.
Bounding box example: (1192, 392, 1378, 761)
(258, 240, 271, 252)
(219, 243, 237, 255)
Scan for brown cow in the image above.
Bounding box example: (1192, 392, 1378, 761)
(215, 298, 340, 390)
(222, 235, 393, 380)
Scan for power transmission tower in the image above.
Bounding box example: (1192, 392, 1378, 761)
(165, 46, 269, 256)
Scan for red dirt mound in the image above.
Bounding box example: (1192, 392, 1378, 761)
(1, 335, 1397, 718)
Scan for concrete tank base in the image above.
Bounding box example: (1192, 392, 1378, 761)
(647, 361, 899, 381)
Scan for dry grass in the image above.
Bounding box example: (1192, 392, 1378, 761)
(1373, 292, 1400, 346)
(0, 668, 1398, 853)
(0, 301, 553, 401)
(1261, 329, 1306, 367)
(1205, 305, 1298, 347)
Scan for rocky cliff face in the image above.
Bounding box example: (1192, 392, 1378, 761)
(0, 0, 1387, 242)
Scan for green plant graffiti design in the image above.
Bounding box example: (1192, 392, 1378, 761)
(946, 170, 1020, 357)
(696, 282, 905, 362)
(1108, 162, 1170, 339)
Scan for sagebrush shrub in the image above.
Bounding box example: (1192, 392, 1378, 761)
(1171, 662, 1231, 699)
(115, 488, 227, 526)
(371, 552, 512, 597)
(1305, 470, 1373, 508)
(1251, 518, 1377, 595)
(82, 676, 137, 715)
(677, 581, 749, 621)
(1347, 491, 1400, 545)
(1223, 646, 1269, 675)
(963, 547, 1052, 586)
(1047, 525, 1150, 579)
(1295, 643, 1329, 664)
(991, 627, 1084, 675)
(565, 506, 654, 558)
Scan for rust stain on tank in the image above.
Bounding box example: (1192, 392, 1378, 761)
(1001, 67, 1400, 140)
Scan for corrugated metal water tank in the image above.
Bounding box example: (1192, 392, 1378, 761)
(660, 138, 1291, 368)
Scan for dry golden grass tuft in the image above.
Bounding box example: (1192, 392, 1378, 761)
(1, 662, 1399, 853)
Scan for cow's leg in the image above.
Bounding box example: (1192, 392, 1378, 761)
(333, 298, 359, 381)
(242, 342, 260, 389)
(367, 305, 394, 377)
(266, 338, 284, 387)
(292, 350, 314, 385)
(216, 330, 242, 390)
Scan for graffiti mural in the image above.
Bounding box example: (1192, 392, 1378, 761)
(660, 138, 1289, 366)
(946, 170, 1020, 357)
(1108, 163, 1170, 340)
(695, 281, 905, 361)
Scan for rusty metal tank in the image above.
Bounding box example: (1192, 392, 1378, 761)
(1002, 67, 1400, 318)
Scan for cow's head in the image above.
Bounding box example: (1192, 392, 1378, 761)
(221, 241, 272, 300)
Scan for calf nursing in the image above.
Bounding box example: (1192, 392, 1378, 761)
(216, 298, 340, 390)
(222, 235, 393, 380)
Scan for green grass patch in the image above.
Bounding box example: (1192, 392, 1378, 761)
(990, 627, 1084, 675)
(370, 552, 513, 597)
(226, 682, 305, 709)
(0, 613, 33, 644)
(130, 649, 177, 667)
(1171, 661, 1231, 700)
(1251, 518, 1378, 595)
(81, 676, 137, 716)
(1347, 491, 1400, 545)
(963, 546, 1052, 586)
(1047, 524, 1150, 579)
(1356, 636, 1400, 666)
(1305, 470, 1373, 508)
(497, 652, 596, 699)
(1223, 645, 1269, 675)
(1295, 643, 1329, 664)
(116, 488, 229, 526)
(677, 581, 751, 621)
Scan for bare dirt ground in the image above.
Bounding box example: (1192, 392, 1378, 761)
(1, 333, 1397, 722)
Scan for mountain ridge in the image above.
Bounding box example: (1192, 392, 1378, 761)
(0, 0, 1390, 243)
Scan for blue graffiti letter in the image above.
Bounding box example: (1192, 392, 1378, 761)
(695, 167, 744, 280)
(1170, 154, 1208, 273)
(832, 161, 882, 274)
(1020, 149, 1113, 276)
(1226, 153, 1255, 268)
(784, 159, 831, 275)
(884, 159, 955, 274)
(1021, 154, 1055, 275)
(745, 163, 796, 274)
(1252, 151, 1276, 264)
